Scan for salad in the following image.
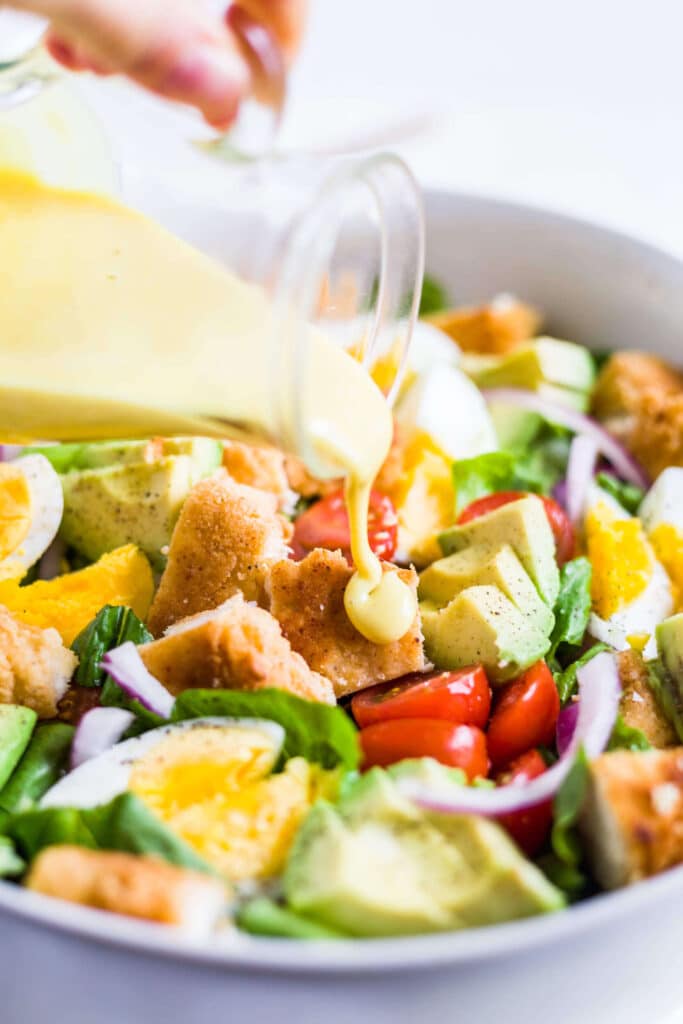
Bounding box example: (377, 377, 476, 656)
(1, 283, 683, 942)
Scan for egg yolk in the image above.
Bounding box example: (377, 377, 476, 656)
(129, 725, 320, 882)
(585, 503, 653, 618)
(649, 523, 683, 609)
(0, 464, 31, 564)
(388, 429, 454, 564)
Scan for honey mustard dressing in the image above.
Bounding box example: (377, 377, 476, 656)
(0, 170, 416, 643)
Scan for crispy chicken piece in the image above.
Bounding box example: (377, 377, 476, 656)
(147, 472, 291, 637)
(140, 594, 335, 704)
(283, 454, 338, 500)
(592, 352, 683, 479)
(0, 605, 76, 718)
(222, 440, 294, 509)
(580, 748, 683, 890)
(267, 548, 426, 698)
(26, 846, 228, 936)
(617, 649, 677, 748)
(426, 296, 541, 355)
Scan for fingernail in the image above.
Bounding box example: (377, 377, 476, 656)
(163, 44, 250, 126)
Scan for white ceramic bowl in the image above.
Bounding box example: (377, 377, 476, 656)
(4, 188, 683, 1024)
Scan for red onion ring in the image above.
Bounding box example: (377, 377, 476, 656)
(71, 706, 136, 769)
(566, 434, 600, 524)
(101, 642, 175, 719)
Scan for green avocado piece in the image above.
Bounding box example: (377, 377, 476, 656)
(59, 454, 207, 570)
(419, 544, 555, 637)
(464, 337, 595, 394)
(283, 771, 563, 937)
(0, 706, 37, 790)
(439, 495, 560, 606)
(30, 437, 222, 474)
(651, 614, 683, 740)
(420, 585, 551, 683)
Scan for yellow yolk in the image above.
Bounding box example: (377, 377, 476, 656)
(649, 523, 683, 609)
(585, 503, 653, 618)
(129, 727, 321, 882)
(0, 464, 32, 563)
(388, 430, 455, 565)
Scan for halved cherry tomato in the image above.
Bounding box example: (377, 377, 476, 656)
(351, 667, 491, 730)
(495, 749, 553, 856)
(487, 661, 560, 769)
(457, 490, 575, 565)
(291, 488, 398, 562)
(359, 719, 489, 780)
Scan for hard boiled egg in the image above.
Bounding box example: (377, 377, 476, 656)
(585, 501, 673, 656)
(0, 454, 63, 581)
(639, 467, 683, 607)
(42, 718, 320, 883)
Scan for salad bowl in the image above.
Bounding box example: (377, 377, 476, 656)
(3, 185, 683, 1024)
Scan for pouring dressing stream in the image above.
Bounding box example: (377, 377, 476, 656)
(0, 168, 424, 643)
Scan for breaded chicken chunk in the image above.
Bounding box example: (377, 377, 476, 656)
(27, 846, 228, 936)
(0, 605, 76, 718)
(580, 748, 683, 890)
(617, 649, 677, 748)
(426, 295, 541, 355)
(267, 548, 426, 697)
(147, 472, 291, 637)
(140, 594, 334, 704)
(222, 440, 295, 510)
(592, 352, 683, 479)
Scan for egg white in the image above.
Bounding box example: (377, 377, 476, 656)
(41, 717, 285, 810)
(639, 467, 683, 534)
(588, 557, 673, 657)
(0, 454, 63, 579)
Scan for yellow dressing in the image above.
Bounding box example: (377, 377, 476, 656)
(0, 170, 416, 643)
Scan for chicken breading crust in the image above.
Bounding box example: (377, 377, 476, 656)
(592, 352, 683, 479)
(617, 649, 677, 749)
(0, 605, 76, 718)
(580, 748, 683, 889)
(147, 472, 291, 637)
(140, 594, 335, 704)
(222, 440, 294, 509)
(426, 296, 541, 355)
(27, 846, 228, 935)
(267, 548, 426, 698)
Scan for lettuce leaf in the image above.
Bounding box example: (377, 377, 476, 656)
(595, 472, 645, 515)
(0, 836, 24, 878)
(71, 605, 152, 688)
(537, 747, 589, 898)
(554, 643, 609, 705)
(548, 558, 592, 661)
(607, 714, 651, 752)
(419, 274, 449, 316)
(237, 897, 345, 939)
(172, 688, 360, 771)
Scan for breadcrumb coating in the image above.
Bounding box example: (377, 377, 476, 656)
(0, 605, 76, 718)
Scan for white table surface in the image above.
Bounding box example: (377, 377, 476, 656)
(65, 4, 683, 1021)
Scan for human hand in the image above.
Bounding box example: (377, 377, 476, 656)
(5, 0, 307, 129)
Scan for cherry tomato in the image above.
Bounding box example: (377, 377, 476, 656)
(351, 667, 491, 730)
(495, 749, 553, 856)
(359, 719, 489, 780)
(457, 490, 575, 565)
(291, 488, 398, 563)
(487, 661, 560, 770)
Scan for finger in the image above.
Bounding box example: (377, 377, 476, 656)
(230, 0, 308, 62)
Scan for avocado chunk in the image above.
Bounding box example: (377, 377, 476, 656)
(651, 613, 683, 741)
(419, 544, 555, 637)
(439, 495, 560, 606)
(0, 706, 37, 790)
(464, 338, 595, 394)
(420, 585, 551, 683)
(30, 437, 222, 475)
(283, 768, 563, 937)
(60, 454, 211, 570)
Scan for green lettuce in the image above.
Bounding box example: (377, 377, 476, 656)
(537, 747, 589, 898)
(554, 644, 609, 705)
(237, 897, 345, 939)
(595, 472, 645, 515)
(548, 558, 592, 661)
(172, 689, 360, 771)
(0, 836, 24, 878)
(607, 714, 651, 752)
(419, 274, 449, 316)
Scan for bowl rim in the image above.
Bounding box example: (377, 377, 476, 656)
(3, 185, 683, 975)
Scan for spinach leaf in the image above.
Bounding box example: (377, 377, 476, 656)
(607, 714, 651, 752)
(23, 442, 91, 474)
(99, 677, 165, 733)
(0, 723, 74, 816)
(237, 898, 345, 939)
(172, 688, 360, 771)
(419, 274, 449, 316)
(72, 605, 152, 688)
(4, 807, 96, 860)
(548, 558, 592, 660)
(595, 472, 645, 515)
(0, 836, 24, 878)
(554, 644, 609, 705)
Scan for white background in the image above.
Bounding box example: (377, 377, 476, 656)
(90, 0, 683, 258)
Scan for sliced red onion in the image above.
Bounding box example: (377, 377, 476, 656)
(552, 479, 568, 510)
(566, 434, 600, 524)
(482, 388, 649, 488)
(37, 536, 65, 581)
(71, 706, 136, 769)
(397, 651, 620, 815)
(0, 445, 24, 463)
(101, 641, 175, 719)
(556, 701, 580, 758)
